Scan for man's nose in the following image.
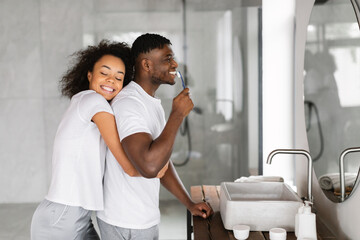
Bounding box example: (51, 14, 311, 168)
(172, 59, 178, 68)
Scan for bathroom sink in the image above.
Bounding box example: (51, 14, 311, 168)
(220, 182, 303, 231)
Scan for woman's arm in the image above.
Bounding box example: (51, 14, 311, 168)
(92, 112, 167, 178)
(92, 112, 139, 176)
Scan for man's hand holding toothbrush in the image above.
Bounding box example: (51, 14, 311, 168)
(171, 88, 194, 119)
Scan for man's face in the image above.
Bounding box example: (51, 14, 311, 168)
(148, 44, 178, 85)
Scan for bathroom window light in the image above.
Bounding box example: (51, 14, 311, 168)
(325, 22, 360, 40)
(216, 10, 233, 121)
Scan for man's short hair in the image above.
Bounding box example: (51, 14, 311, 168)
(131, 33, 171, 63)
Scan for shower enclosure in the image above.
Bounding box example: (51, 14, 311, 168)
(84, 0, 262, 199)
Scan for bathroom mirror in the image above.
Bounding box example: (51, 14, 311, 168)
(304, 0, 360, 202)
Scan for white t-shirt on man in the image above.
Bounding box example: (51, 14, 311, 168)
(46, 90, 113, 211)
(97, 81, 166, 229)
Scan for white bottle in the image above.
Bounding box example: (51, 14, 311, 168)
(296, 201, 317, 240)
(295, 204, 304, 237)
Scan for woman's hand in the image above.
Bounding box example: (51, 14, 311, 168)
(156, 162, 169, 178)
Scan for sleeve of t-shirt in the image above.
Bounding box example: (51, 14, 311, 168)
(77, 91, 114, 122)
(112, 96, 151, 141)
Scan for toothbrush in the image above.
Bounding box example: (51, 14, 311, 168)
(177, 71, 186, 89)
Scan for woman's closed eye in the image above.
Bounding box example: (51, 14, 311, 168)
(115, 72, 125, 81)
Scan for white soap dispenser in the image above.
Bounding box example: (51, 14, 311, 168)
(295, 203, 304, 237)
(296, 201, 317, 240)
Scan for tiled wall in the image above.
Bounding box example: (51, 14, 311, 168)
(0, 0, 257, 203)
(0, 0, 83, 203)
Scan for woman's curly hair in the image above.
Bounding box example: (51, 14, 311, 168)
(60, 40, 134, 98)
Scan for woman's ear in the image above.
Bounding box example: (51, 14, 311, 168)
(87, 71, 92, 82)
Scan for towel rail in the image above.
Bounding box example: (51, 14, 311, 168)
(339, 147, 360, 201)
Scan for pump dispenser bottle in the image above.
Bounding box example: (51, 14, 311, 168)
(295, 201, 317, 240)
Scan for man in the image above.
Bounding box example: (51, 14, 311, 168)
(97, 33, 213, 239)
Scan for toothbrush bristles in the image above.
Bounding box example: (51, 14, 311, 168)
(177, 71, 186, 89)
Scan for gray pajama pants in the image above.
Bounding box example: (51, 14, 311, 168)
(31, 199, 100, 240)
(97, 217, 159, 240)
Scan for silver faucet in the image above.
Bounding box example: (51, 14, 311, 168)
(339, 147, 360, 201)
(267, 149, 313, 202)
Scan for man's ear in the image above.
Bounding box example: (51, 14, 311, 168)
(141, 58, 152, 72)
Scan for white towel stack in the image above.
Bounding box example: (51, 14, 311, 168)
(319, 173, 357, 191)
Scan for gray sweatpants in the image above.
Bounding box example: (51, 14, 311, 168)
(97, 217, 159, 240)
(31, 199, 100, 240)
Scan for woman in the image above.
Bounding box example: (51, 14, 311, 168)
(31, 40, 167, 240)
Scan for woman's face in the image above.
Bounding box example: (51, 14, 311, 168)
(88, 54, 125, 101)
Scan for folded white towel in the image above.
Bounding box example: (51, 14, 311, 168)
(234, 175, 284, 183)
(319, 173, 357, 190)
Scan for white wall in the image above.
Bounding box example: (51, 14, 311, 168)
(295, 0, 360, 239)
(262, 0, 296, 184)
(262, 0, 360, 238)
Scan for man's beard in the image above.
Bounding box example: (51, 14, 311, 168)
(151, 74, 175, 86)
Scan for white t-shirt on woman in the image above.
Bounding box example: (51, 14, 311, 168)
(46, 90, 113, 211)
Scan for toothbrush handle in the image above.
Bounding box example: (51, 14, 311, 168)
(178, 71, 186, 89)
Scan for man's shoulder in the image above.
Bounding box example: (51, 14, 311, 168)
(111, 87, 146, 113)
(113, 84, 140, 103)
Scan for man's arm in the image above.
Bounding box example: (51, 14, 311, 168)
(121, 88, 193, 178)
(160, 162, 213, 218)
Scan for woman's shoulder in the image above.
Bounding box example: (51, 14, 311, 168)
(74, 90, 105, 101)
(72, 89, 97, 97)
(73, 90, 109, 107)
(74, 90, 113, 121)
